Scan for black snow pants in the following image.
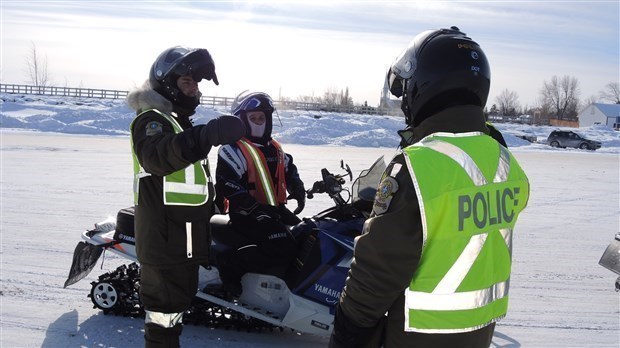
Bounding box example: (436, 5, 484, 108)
(217, 214, 297, 292)
(140, 263, 199, 348)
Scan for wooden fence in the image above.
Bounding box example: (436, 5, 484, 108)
(549, 118, 579, 128)
(0, 83, 402, 116)
(0, 84, 128, 99)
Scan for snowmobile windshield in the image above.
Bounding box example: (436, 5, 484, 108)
(351, 156, 386, 204)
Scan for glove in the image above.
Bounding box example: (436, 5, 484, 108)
(329, 303, 382, 348)
(241, 202, 281, 223)
(201, 115, 245, 146)
(287, 187, 306, 215)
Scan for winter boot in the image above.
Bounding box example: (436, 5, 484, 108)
(144, 322, 182, 348)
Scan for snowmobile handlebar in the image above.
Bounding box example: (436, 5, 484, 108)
(306, 161, 353, 206)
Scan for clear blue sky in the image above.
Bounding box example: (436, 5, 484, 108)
(1, 1, 618, 108)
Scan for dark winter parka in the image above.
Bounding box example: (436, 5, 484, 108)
(333, 105, 512, 348)
(127, 82, 215, 267)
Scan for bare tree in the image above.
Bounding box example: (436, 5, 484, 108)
(322, 86, 341, 106)
(296, 86, 354, 107)
(495, 89, 520, 116)
(582, 95, 599, 109)
(296, 95, 318, 104)
(540, 75, 580, 120)
(535, 95, 552, 119)
(599, 82, 620, 104)
(25, 42, 51, 87)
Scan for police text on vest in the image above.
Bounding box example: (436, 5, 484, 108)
(458, 187, 521, 231)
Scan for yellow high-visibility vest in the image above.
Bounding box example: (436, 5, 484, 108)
(403, 132, 529, 333)
(130, 109, 209, 206)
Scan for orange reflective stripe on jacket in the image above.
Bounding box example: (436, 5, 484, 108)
(236, 138, 287, 206)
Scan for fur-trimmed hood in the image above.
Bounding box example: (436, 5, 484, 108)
(126, 80, 174, 115)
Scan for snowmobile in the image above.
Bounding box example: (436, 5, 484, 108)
(64, 156, 387, 336)
(598, 232, 620, 291)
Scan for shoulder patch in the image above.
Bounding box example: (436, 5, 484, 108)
(145, 121, 163, 136)
(372, 176, 399, 216)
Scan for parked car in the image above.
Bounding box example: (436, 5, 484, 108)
(546, 130, 602, 150)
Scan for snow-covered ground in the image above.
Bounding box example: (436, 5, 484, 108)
(2, 92, 620, 153)
(1, 95, 619, 347)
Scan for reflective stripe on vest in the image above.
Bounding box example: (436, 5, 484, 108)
(145, 310, 184, 328)
(236, 138, 286, 206)
(130, 109, 209, 206)
(402, 131, 529, 334)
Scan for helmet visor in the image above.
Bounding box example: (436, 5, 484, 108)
(386, 67, 405, 98)
(241, 97, 266, 110)
(172, 49, 219, 85)
(387, 28, 462, 97)
(232, 92, 274, 116)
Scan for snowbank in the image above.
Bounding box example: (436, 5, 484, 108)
(2, 93, 619, 153)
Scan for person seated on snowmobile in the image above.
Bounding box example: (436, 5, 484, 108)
(214, 90, 306, 295)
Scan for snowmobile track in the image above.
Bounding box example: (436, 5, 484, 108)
(88, 263, 283, 333)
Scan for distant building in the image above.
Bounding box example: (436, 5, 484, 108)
(578, 103, 620, 129)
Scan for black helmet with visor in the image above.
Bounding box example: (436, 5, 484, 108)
(149, 46, 219, 110)
(387, 26, 490, 126)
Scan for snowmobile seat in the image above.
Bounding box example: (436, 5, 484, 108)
(210, 214, 253, 250)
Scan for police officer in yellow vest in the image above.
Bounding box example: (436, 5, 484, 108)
(127, 46, 244, 348)
(329, 27, 530, 348)
(214, 91, 306, 295)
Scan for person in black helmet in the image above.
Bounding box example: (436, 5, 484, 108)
(126, 46, 245, 348)
(329, 27, 530, 348)
(213, 90, 305, 295)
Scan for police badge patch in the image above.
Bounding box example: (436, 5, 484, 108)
(145, 121, 163, 136)
(373, 176, 399, 215)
